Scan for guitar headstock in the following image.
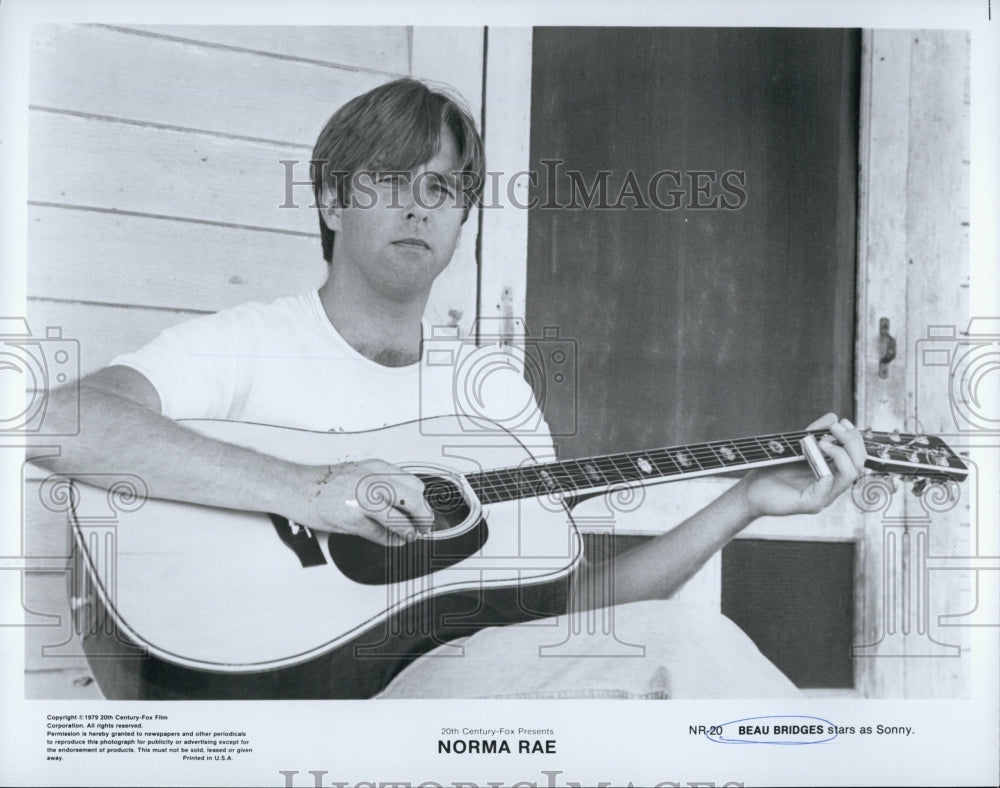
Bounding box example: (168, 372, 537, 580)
(860, 429, 968, 481)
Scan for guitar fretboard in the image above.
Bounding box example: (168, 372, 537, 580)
(464, 429, 966, 505)
(467, 430, 817, 505)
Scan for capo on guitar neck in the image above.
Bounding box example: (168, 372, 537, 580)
(800, 434, 833, 479)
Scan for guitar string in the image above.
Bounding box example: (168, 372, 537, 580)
(472, 435, 929, 502)
(466, 431, 953, 504)
(490, 430, 812, 488)
(470, 432, 811, 503)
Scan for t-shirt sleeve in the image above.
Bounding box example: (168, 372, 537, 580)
(516, 392, 558, 463)
(474, 360, 558, 463)
(109, 307, 258, 420)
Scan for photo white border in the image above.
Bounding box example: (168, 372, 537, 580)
(1, 1, 997, 786)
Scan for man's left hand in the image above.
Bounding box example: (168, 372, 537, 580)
(735, 412, 866, 519)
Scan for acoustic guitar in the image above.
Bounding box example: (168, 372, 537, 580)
(58, 415, 968, 699)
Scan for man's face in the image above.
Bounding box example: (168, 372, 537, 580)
(324, 125, 464, 301)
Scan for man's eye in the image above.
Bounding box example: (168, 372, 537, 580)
(428, 179, 454, 196)
(376, 173, 408, 185)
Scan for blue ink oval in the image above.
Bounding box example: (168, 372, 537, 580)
(706, 714, 838, 745)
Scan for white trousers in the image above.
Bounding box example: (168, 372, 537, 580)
(376, 600, 802, 699)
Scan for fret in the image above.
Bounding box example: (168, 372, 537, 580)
(488, 468, 514, 495)
(465, 471, 487, 501)
(500, 467, 533, 502)
(607, 452, 642, 483)
(469, 469, 506, 504)
(647, 449, 682, 478)
(558, 458, 604, 491)
(544, 462, 578, 493)
(584, 458, 618, 486)
(707, 439, 749, 468)
(755, 434, 795, 461)
(688, 442, 724, 470)
(598, 456, 632, 486)
(627, 452, 654, 477)
(465, 473, 489, 501)
(493, 468, 524, 502)
(667, 446, 702, 472)
(508, 465, 543, 500)
(776, 433, 803, 457)
(576, 458, 611, 487)
(497, 467, 523, 496)
(472, 467, 508, 504)
(514, 464, 564, 498)
(625, 452, 657, 479)
(735, 437, 771, 463)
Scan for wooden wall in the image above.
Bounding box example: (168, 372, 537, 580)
(23, 24, 485, 698)
(853, 29, 972, 699)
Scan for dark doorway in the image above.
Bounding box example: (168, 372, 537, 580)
(526, 28, 860, 459)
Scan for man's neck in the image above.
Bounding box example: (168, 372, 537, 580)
(317, 267, 427, 367)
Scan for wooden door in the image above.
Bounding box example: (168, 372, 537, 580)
(523, 27, 862, 690)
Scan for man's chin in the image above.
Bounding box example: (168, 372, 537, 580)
(375, 274, 441, 304)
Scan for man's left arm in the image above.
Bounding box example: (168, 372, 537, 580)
(575, 413, 866, 608)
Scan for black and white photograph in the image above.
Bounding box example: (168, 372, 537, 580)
(1, 1, 997, 786)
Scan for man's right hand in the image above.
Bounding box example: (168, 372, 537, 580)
(290, 460, 434, 546)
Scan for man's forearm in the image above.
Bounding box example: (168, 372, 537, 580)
(572, 414, 865, 610)
(575, 479, 756, 609)
(28, 383, 303, 516)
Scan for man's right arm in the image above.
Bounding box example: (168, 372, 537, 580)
(27, 366, 430, 545)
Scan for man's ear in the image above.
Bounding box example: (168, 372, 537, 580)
(319, 183, 343, 233)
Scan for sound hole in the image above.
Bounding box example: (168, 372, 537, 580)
(419, 473, 472, 533)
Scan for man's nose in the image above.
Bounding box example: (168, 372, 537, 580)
(401, 180, 429, 221)
(404, 205, 428, 222)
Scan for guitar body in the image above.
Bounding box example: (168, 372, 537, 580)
(68, 416, 582, 699)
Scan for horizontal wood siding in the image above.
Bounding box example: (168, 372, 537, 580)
(28, 206, 326, 312)
(117, 25, 412, 73)
(30, 112, 316, 234)
(32, 26, 397, 145)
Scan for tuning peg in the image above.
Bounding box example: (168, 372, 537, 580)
(863, 426, 874, 439)
(913, 434, 929, 445)
(890, 428, 900, 442)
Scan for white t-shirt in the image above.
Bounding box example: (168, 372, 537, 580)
(111, 291, 555, 457)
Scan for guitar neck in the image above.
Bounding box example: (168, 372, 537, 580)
(465, 428, 968, 505)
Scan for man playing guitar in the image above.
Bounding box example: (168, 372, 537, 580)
(29, 78, 868, 699)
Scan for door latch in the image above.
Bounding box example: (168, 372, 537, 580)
(877, 317, 897, 378)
